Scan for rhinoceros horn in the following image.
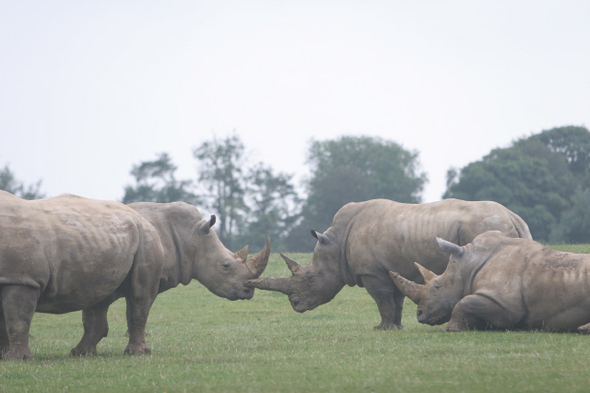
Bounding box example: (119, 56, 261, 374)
(244, 276, 292, 295)
(280, 252, 304, 275)
(414, 262, 439, 284)
(243, 238, 271, 278)
(244, 250, 302, 294)
(388, 270, 424, 304)
(235, 245, 249, 262)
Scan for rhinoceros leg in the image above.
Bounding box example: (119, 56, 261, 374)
(0, 312, 9, 355)
(445, 293, 518, 332)
(70, 301, 111, 356)
(123, 296, 153, 355)
(362, 275, 404, 330)
(1, 285, 39, 360)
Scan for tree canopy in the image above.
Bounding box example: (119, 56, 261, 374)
(8, 125, 590, 249)
(445, 125, 590, 242)
(122, 153, 199, 205)
(237, 163, 301, 252)
(193, 135, 248, 249)
(0, 164, 45, 199)
(192, 135, 301, 251)
(286, 136, 427, 251)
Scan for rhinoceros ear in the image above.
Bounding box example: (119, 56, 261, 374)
(311, 229, 331, 246)
(436, 237, 464, 257)
(198, 215, 216, 236)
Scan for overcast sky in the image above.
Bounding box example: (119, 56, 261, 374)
(1, 1, 589, 203)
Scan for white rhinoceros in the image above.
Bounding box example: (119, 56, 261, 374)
(389, 230, 590, 332)
(246, 198, 531, 330)
(0, 191, 270, 360)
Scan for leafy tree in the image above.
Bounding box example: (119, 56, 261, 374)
(122, 153, 199, 205)
(445, 126, 590, 242)
(237, 163, 301, 252)
(287, 135, 427, 251)
(550, 187, 590, 243)
(0, 164, 45, 199)
(532, 125, 590, 178)
(193, 135, 248, 248)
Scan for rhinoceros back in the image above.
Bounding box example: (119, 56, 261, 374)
(335, 199, 530, 281)
(0, 192, 157, 313)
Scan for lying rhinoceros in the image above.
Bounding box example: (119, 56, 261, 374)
(389, 230, 590, 332)
(0, 191, 270, 360)
(246, 198, 531, 330)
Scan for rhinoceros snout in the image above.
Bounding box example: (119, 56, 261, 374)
(227, 286, 254, 301)
(289, 296, 311, 313)
(240, 286, 254, 300)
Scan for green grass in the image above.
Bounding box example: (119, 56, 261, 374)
(2, 249, 590, 392)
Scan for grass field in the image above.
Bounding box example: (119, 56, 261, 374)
(2, 248, 590, 392)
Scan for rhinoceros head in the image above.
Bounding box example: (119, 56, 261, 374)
(389, 237, 466, 326)
(194, 215, 271, 301)
(245, 229, 344, 312)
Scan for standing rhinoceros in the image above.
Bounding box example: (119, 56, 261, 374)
(0, 191, 270, 360)
(246, 198, 530, 330)
(389, 231, 590, 333)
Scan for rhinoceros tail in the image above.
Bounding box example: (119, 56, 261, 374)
(509, 210, 533, 240)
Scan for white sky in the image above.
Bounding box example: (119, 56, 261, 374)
(1, 1, 589, 203)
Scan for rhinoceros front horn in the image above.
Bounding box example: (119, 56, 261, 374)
(388, 271, 424, 304)
(244, 238, 271, 278)
(244, 276, 292, 295)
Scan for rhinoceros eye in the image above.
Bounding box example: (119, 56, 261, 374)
(220, 260, 232, 272)
(431, 282, 442, 293)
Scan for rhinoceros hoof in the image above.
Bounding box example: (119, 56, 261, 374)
(373, 322, 403, 331)
(2, 349, 34, 361)
(124, 345, 152, 355)
(70, 347, 97, 357)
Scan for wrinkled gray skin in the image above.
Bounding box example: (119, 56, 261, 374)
(0, 191, 270, 360)
(389, 231, 590, 333)
(246, 198, 531, 330)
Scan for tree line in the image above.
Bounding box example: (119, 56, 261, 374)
(2, 125, 590, 249)
(121, 134, 426, 252)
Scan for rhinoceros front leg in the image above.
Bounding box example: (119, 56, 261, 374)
(70, 302, 110, 356)
(445, 293, 517, 332)
(1, 285, 39, 361)
(124, 296, 153, 355)
(0, 312, 9, 355)
(362, 275, 404, 330)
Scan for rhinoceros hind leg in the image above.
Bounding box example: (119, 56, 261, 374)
(70, 302, 111, 356)
(363, 275, 404, 331)
(577, 323, 590, 335)
(0, 312, 9, 356)
(123, 296, 153, 355)
(1, 285, 39, 361)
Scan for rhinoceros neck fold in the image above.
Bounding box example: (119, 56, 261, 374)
(338, 220, 358, 287)
(156, 223, 194, 292)
(462, 246, 493, 297)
